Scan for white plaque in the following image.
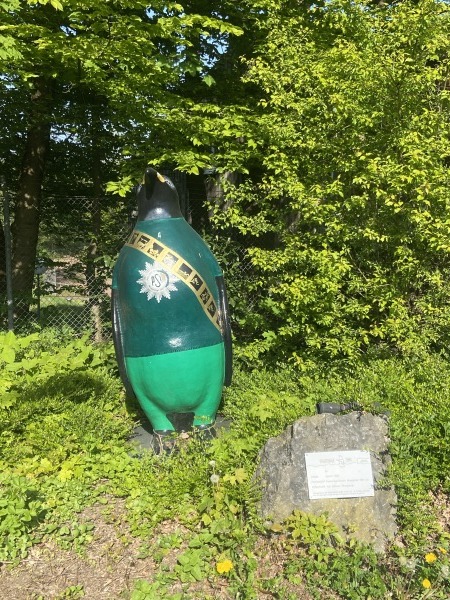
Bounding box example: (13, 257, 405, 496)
(305, 450, 374, 500)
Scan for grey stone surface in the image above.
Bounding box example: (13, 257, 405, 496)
(257, 412, 397, 552)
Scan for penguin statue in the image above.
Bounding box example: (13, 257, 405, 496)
(112, 167, 232, 452)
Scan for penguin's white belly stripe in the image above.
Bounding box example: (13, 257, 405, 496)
(126, 230, 222, 332)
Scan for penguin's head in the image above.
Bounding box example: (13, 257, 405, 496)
(136, 167, 183, 221)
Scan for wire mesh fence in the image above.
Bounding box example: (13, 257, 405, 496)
(1, 175, 258, 341)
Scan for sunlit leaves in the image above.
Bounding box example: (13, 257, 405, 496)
(209, 0, 450, 362)
(105, 176, 135, 198)
(26, 0, 63, 7)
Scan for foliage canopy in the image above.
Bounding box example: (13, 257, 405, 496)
(3, 0, 450, 363)
(191, 0, 450, 364)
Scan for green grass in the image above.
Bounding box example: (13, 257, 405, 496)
(0, 330, 449, 598)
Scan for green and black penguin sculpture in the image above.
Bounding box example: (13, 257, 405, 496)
(112, 167, 232, 452)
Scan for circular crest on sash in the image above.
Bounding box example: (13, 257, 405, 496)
(137, 261, 179, 302)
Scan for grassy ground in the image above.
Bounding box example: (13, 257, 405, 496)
(0, 330, 449, 599)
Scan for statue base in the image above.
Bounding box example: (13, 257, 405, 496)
(129, 414, 231, 455)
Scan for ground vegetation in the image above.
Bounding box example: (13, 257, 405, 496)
(0, 330, 449, 598)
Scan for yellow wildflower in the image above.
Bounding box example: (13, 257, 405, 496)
(425, 552, 437, 563)
(422, 578, 431, 589)
(216, 559, 233, 574)
(438, 547, 447, 554)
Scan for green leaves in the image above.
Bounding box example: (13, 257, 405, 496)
(0, 474, 47, 561)
(223, 468, 248, 485)
(28, 0, 65, 9)
(105, 176, 134, 198)
(25, 0, 63, 7)
(175, 548, 208, 582)
(204, 0, 450, 363)
(0, 33, 22, 60)
(0, 331, 108, 414)
(202, 74, 215, 87)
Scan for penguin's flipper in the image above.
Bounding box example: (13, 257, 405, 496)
(111, 288, 136, 399)
(216, 275, 233, 386)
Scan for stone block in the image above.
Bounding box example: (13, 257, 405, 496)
(257, 412, 397, 552)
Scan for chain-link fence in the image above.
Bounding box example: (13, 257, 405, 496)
(1, 174, 257, 340)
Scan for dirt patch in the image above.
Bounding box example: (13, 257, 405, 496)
(252, 535, 332, 600)
(431, 488, 450, 534)
(0, 499, 316, 599)
(0, 500, 158, 600)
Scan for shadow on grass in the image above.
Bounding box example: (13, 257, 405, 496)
(30, 371, 109, 404)
(0, 371, 111, 438)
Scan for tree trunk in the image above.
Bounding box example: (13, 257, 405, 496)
(0, 213, 6, 300)
(12, 76, 52, 315)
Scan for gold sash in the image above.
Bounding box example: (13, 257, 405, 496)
(126, 230, 222, 332)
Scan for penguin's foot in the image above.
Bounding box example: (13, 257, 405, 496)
(152, 430, 178, 455)
(194, 423, 217, 442)
(151, 422, 216, 455)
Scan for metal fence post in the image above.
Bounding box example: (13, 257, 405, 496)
(2, 188, 14, 331)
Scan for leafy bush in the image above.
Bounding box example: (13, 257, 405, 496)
(0, 330, 109, 410)
(0, 475, 46, 561)
(188, 0, 450, 365)
(0, 330, 132, 561)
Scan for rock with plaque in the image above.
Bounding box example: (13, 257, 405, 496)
(257, 412, 397, 552)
